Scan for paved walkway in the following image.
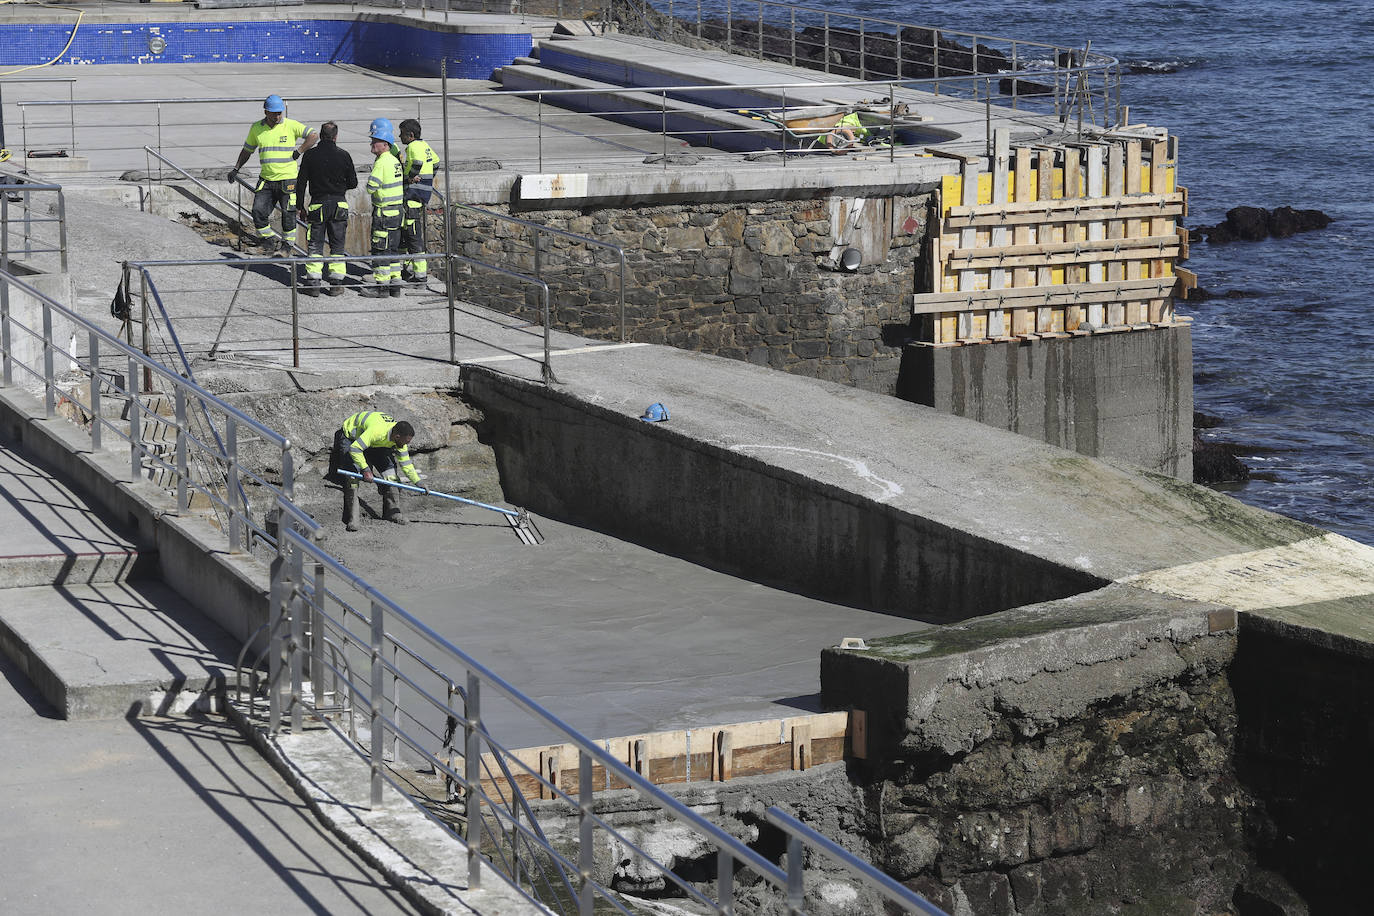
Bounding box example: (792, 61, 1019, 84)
(0, 436, 426, 915)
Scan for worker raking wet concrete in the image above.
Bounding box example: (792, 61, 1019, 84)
(325, 410, 423, 531)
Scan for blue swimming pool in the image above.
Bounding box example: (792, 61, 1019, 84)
(0, 18, 534, 78)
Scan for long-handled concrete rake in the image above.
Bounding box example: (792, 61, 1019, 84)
(337, 469, 543, 545)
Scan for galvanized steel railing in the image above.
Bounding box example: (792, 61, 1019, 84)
(626, 0, 1121, 125)
(0, 176, 67, 274)
(267, 513, 950, 915)
(0, 267, 291, 554)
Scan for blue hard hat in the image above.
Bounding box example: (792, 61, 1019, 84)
(369, 117, 395, 143)
(639, 403, 669, 423)
(263, 94, 286, 113)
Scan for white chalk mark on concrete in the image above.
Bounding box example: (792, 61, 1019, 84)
(464, 342, 649, 364)
(729, 445, 904, 502)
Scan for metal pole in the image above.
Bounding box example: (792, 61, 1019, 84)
(579, 750, 594, 915)
(289, 541, 306, 734)
(370, 598, 385, 807)
(390, 642, 401, 764)
(227, 416, 241, 551)
(465, 671, 482, 888)
(57, 190, 67, 271)
(41, 302, 53, 417)
(618, 255, 626, 343)
(310, 559, 325, 710)
(1, 194, 7, 273)
(268, 549, 288, 734)
(541, 286, 552, 386)
(441, 59, 456, 365)
(0, 274, 9, 387)
(786, 834, 804, 915)
(823, 13, 830, 74)
(717, 847, 735, 914)
(139, 270, 151, 393)
(537, 92, 544, 172)
(290, 266, 300, 369)
(88, 333, 101, 450)
(127, 355, 140, 481)
(661, 90, 667, 165)
(889, 84, 896, 163)
(174, 386, 187, 512)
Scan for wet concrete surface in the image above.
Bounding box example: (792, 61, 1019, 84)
(309, 488, 931, 749)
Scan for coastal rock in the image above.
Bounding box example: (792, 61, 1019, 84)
(1193, 436, 1249, 484)
(1195, 206, 1332, 243)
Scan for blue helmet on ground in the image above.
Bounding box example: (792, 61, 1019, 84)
(369, 117, 396, 144)
(639, 402, 669, 422)
(263, 94, 286, 113)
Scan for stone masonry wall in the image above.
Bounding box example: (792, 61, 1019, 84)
(447, 194, 932, 394)
(819, 587, 1308, 916)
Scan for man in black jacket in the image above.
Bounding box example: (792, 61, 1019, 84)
(295, 121, 358, 296)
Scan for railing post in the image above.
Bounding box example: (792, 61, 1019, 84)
(823, 13, 830, 74)
(541, 286, 552, 386)
(139, 270, 151, 393)
(281, 438, 295, 502)
(786, 833, 804, 915)
(0, 275, 11, 387)
(310, 559, 325, 711)
(290, 268, 300, 369)
(41, 301, 54, 417)
(226, 416, 241, 550)
(618, 254, 626, 343)
(289, 539, 306, 734)
(465, 671, 482, 889)
(370, 598, 386, 808)
(88, 332, 101, 449)
(447, 254, 456, 364)
(579, 750, 594, 915)
(57, 190, 68, 272)
(268, 545, 288, 734)
(2, 193, 9, 272)
(173, 386, 187, 513)
(718, 847, 735, 914)
(537, 92, 544, 172)
(391, 642, 402, 764)
(859, 20, 866, 80)
(127, 355, 140, 481)
(933, 29, 940, 94)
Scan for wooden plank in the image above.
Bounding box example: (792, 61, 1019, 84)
(715, 730, 732, 781)
(792, 724, 812, 771)
(1085, 145, 1106, 327)
(957, 158, 981, 341)
(1035, 149, 1056, 332)
(946, 232, 1182, 263)
(944, 192, 1184, 223)
(988, 128, 1011, 338)
(1149, 137, 1173, 320)
(1012, 146, 1034, 335)
(911, 276, 1179, 313)
(1124, 140, 1143, 324)
(1106, 142, 1126, 329)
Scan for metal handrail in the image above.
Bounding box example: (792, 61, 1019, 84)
(0, 179, 67, 273)
(0, 266, 294, 555)
(436, 190, 628, 344)
(272, 520, 949, 914)
(13, 71, 1118, 178)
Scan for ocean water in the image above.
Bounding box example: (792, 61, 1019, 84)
(846, 0, 1374, 545)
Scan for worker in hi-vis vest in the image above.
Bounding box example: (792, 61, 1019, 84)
(326, 410, 423, 531)
(361, 117, 404, 298)
(228, 94, 317, 251)
(398, 118, 441, 286)
(823, 111, 868, 149)
(295, 120, 357, 297)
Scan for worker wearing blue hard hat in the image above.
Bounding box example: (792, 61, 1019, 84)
(361, 118, 405, 298)
(228, 94, 317, 253)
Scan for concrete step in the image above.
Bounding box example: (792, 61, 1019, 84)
(0, 580, 239, 720)
(0, 440, 153, 585)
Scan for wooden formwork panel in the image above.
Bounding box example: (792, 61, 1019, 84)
(918, 131, 1190, 345)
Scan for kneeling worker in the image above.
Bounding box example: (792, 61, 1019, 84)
(327, 410, 422, 531)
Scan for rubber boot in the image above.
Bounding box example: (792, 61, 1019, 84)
(343, 485, 360, 532)
(381, 487, 407, 525)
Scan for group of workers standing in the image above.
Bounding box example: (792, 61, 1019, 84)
(229, 93, 441, 297)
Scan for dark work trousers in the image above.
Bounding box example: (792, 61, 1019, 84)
(251, 178, 298, 242)
(400, 191, 429, 278)
(370, 210, 403, 286)
(303, 197, 349, 286)
(327, 429, 397, 492)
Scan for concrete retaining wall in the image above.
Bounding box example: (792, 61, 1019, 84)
(899, 325, 1194, 479)
(465, 366, 1105, 621)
